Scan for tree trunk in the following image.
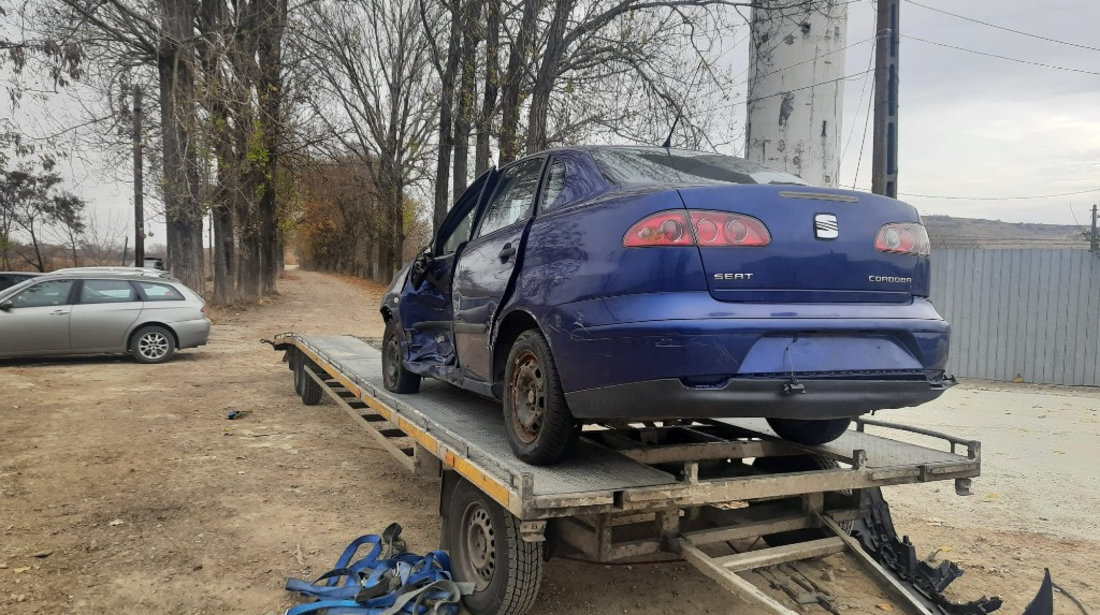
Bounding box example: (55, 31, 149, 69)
(525, 0, 572, 153)
(212, 200, 236, 304)
(433, 1, 463, 232)
(159, 0, 205, 294)
(452, 0, 480, 197)
(475, 0, 499, 175)
(497, 0, 538, 165)
(256, 0, 287, 296)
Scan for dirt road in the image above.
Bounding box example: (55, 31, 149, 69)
(1, 271, 1096, 614)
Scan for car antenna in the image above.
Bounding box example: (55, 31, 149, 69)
(660, 114, 680, 150)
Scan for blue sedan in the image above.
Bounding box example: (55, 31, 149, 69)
(381, 146, 952, 465)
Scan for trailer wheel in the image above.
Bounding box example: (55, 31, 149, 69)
(766, 417, 852, 445)
(382, 320, 421, 394)
(290, 350, 305, 396)
(752, 454, 854, 546)
(444, 478, 542, 615)
(296, 359, 323, 406)
(502, 330, 578, 465)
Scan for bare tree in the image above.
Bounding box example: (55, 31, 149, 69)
(300, 0, 438, 279)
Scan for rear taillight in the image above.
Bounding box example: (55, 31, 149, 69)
(875, 223, 930, 256)
(624, 210, 771, 247)
(623, 211, 694, 247)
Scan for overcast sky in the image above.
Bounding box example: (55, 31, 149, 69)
(12, 0, 1100, 245)
(834, 0, 1100, 226)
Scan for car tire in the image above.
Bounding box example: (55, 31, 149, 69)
(382, 320, 421, 394)
(502, 330, 578, 465)
(444, 478, 542, 615)
(131, 325, 177, 364)
(766, 417, 852, 446)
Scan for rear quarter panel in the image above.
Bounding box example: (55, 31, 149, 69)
(504, 186, 710, 391)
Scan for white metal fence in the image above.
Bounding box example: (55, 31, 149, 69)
(930, 248, 1100, 386)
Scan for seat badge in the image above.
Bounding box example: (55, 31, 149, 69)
(814, 213, 839, 240)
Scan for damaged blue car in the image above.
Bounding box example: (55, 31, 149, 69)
(380, 146, 953, 465)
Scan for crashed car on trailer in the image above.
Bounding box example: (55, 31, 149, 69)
(380, 146, 953, 465)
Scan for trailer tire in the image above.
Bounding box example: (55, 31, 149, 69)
(297, 360, 323, 406)
(502, 330, 578, 465)
(290, 350, 305, 396)
(445, 478, 542, 615)
(382, 320, 421, 394)
(766, 417, 852, 445)
(752, 454, 854, 546)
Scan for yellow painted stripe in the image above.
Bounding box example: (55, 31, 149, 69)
(291, 338, 510, 509)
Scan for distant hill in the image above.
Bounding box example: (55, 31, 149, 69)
(923, 215, 1092, 249)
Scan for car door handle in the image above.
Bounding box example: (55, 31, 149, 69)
(50, 310, 69, 316)
(498, 243, 516, 262)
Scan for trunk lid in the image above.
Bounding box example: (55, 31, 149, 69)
(676, 185, 928, 304)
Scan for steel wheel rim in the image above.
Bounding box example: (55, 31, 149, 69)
(459, 500, 496, 591)
(510, 349, 545, 444)
(138, 332, 169, 360)
(384, 334, 400, 387)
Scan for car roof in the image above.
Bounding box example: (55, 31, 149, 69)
(535, 145, 722, 157)
(43, 267, 178, 281)
(0, 271, 40, 276)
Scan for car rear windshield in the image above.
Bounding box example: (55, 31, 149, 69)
(591, 148, 809, 187)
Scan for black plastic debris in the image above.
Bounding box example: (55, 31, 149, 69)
(851, 488, 1003, 615)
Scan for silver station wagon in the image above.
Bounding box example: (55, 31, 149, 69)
(0, 269, 210, 363)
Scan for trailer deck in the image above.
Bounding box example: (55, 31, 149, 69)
(271, 332, 991, 615)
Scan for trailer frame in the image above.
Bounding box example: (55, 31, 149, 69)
(271, 332, 986, 615)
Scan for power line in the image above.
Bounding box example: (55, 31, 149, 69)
(900, 187, 1100, 201)
(906, 0, 1100, 53)
(904, 35, 1100, 76)
(706, 69, 874, 115)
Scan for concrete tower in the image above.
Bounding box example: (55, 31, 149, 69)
(745, 0, 848, 187)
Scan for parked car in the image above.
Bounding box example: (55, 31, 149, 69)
(0, 272, 40, 291)
(0, 269, 210, 364)
(380, 146, 952, 464)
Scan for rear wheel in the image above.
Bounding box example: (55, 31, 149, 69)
(382, 320, 421, 394)
(444, 478, 542, 615)
(131, 325, 176, 364)
(766, 417, 852, 446)
(503, 330, 578, 465)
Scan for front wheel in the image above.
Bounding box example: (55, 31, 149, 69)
(131, 325, 177, 364)
(382, 320, 421, 394)
(502, 330, 578, 465)
(766, 417, 853, 445)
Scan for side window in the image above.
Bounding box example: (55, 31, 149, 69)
(441, 206, 479, 255)
(10, 280, 74, 308)
(80, 279, 138, 304)
(476, 159, 543, 238)
(540, 159, 566, 212)
(136, 282, 185, 302)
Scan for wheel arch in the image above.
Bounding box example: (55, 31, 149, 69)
(128, 322, 180, 350)
(490, 309, 541, 399)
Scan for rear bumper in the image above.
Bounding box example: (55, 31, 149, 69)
(174, 319, 211, 349)
(542, 293, 951, 394)
(565, 374, 955, 421)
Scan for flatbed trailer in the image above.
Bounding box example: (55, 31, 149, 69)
(271, 333, 992, 615)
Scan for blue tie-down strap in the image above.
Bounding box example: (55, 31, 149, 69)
(285, 525, 473, 615)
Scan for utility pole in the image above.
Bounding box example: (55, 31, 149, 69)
(871, 0, 900, 197)
(133, 85, 145, 266)
(746, 0, 848, 187)
(1090, 204, 1098, 253)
